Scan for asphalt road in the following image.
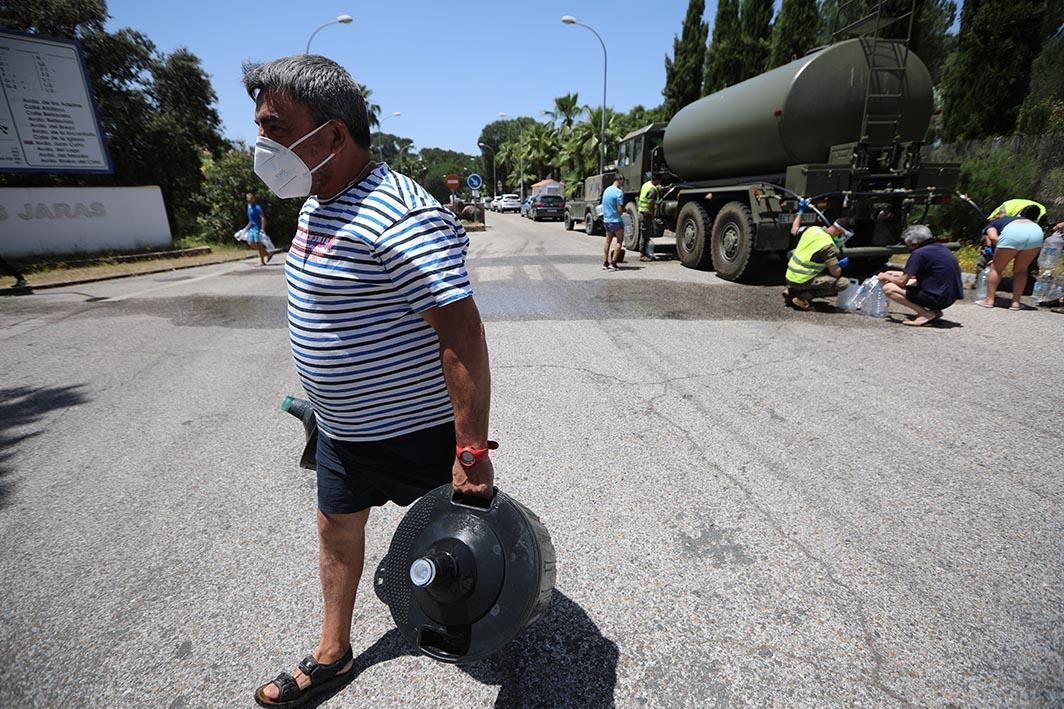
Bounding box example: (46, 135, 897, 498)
(1, 213, 1061, 708)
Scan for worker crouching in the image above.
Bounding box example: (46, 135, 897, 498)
(783, 205, 854, 311)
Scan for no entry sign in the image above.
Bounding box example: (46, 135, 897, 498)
(445, 173, 460, 191)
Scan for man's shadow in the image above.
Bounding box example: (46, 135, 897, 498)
(308, 590, 619, 708)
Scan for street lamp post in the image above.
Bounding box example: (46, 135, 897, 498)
(376, 111, 401, 162)
(305, 14, 353, 54)
(497, 112, 525, 202)
(478, 142, 496, 200)
(561, 15, 607, 177)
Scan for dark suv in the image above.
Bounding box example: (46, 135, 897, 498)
(528, 194, 565, 222)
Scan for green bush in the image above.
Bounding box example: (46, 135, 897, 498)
(194, 146, 303, 247)
(927, 147, 1040, 242)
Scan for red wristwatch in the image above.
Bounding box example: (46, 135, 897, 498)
(456, 440, 498, 467)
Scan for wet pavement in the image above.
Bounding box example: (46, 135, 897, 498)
(1, 213, 1062, 707)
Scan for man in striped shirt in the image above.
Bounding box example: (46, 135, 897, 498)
(244, 55, 494, 707)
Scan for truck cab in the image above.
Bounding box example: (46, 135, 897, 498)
(563, 172, 615, 235)
(616, 123, 667, 192)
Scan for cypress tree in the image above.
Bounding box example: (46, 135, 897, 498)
(663, 0, 709, 118)
(739, 0, 775, 80)
(941, 0, 1057, 139)
(768, 0, 821, 68)
(703, 0, 744, 94)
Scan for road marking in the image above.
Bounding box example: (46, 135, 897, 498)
(105, 263, 248, 302)
(472, 266, 516, 283)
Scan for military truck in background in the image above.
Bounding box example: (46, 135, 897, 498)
(609, 37, 961, 281)
(563, 172, 616, 235)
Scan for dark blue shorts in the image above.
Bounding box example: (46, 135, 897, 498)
(315, 422, 455, 514)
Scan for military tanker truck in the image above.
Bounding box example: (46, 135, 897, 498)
(612, 38, 960, 281)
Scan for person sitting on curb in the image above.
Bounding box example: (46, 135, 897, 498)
(782, 203, 853, 311)
(878, 225, 963, 327)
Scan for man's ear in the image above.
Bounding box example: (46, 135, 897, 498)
(328, 120, 348, 151)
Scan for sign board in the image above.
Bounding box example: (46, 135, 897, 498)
(0, 186, 171, 257)
(471, 189, 480, 199)
(466, 173, 482, 190)
(445, 173, 460, 191)
(0, 29, 112, 173)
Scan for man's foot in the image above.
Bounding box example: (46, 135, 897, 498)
(974, 299, 994, 308)
(1009, 302, 1022, 311)
(639, 255, 653, 262)
(903, 310, 942, 327)
(266, 252, 274, 264)
(256, 646, 354, 707)
(609, 262, 620, 271)
(13, 278, 28, 288)
(601, 262, 610, 270)
(791, 295, 811, 311)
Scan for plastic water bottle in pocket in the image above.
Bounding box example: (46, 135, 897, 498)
(836, 278, 860, 312)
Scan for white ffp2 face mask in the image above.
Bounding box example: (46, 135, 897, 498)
(254, 122, 335, 199)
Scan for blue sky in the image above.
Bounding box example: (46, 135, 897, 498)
(104, 0, 712, 154)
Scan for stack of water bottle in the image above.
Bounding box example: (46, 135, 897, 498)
(837, 275, 889, 317)
(1033, 230, 1063, 304)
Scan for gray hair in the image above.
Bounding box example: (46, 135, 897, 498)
(902, 224, 934, 246)
(242, 55, 371, 149)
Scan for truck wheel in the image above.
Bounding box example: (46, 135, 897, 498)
(564, 212, 574, 230)
(584, 212, 596, 236)
(711, 201, 756, 282)
(623, 202, 640, 250)
(676, 202, 713, 270)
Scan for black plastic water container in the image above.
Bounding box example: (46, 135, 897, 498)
(374, 484, 557, 664)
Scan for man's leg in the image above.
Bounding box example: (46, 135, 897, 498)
(607, 231, 623, 267)
(259, 509, 366, 701)
(602, 232, 612, 268)
(883, 282, 936, 323)
(639, 213, 653, 259)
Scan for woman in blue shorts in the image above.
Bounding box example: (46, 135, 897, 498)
(976, 205, 1044, 310)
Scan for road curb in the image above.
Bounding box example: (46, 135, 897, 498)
(8, 254, 261, 292)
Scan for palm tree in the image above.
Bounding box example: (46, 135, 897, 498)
(357, 82, 381, 129)
(543, 93, 583, 130)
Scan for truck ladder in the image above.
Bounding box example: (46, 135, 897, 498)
(830, 0, 918, 149)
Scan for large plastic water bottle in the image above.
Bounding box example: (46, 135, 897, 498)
(1038, 232, 1063, 270)
(851, 276, 878, 311)
(836, 278, 860, 312)
(862, 280, 890, 318)
(973, 266, 989, 301)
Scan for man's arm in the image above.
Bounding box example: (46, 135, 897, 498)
(790, 212, 803, 236)
(419, 296, 494, 498)
(984, 226, 999, 246)
(261, 207, 268, 232)
(878, 269, 913, 286)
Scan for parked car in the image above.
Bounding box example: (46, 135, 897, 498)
(529, 194, 565, 222)
(520, 195, 535, 218)
(497, 194, 521, 213)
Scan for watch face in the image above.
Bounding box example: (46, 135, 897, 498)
(459, 451, 476, 465)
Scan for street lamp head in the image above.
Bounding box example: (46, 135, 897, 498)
(337, 14, 353, 24)
(561, 15, 576, 24)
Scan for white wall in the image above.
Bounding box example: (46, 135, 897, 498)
(0, 186, 171, 257)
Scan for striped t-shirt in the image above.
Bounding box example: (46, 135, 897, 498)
(285, 163, 472, 442)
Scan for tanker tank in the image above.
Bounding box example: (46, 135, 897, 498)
(662, 39, 934, 182)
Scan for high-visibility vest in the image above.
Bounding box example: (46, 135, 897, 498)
(638, 181, 658, 213)
(987, 199, 1045, 222)
(786, 227, 835, 284)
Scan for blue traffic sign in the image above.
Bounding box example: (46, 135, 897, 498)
(467, 173, 483, 190)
